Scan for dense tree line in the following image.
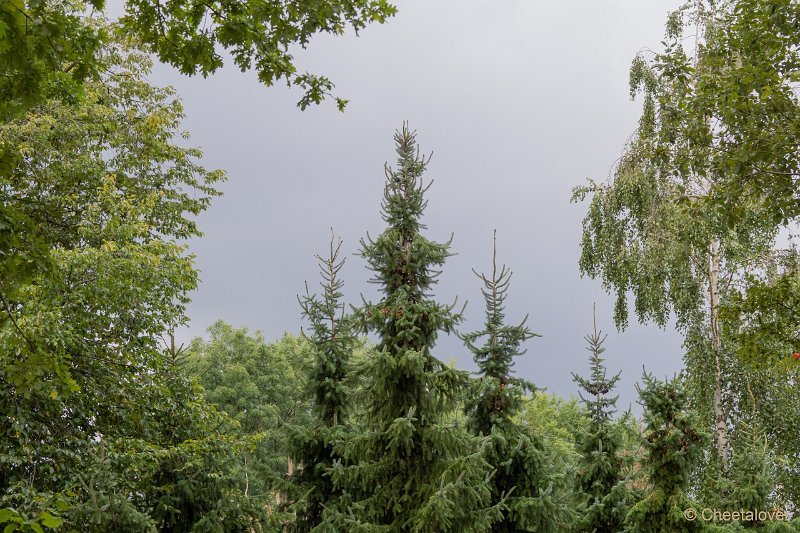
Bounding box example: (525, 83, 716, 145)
(3, 0, 800, 531)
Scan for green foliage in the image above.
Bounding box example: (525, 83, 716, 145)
(1, 0, 396, 120)
(0, 494, 66, 532)
(572, 317, 634, 533)
(519, 392, 586, 468)
(666, 0, 800, 227)
(727, 426, 775, 530)
(324, 124, 502, 531)
(184, 322, 315, 504)
(0, 35, 266, 531)
(0, 0, 103, 122)
(461, 232, 539, 436)
(573, 314, 622, 425)
(626, 373, 708, 533)
(288, 233, 358, 531)
(121, 0, 396, 112)
(692, 256, 800, 507)
(571, 0, 791, 477)
(0, 35, 222, 397)
(0, 0, 397, 353)
(460, 235, 571, 532)
(729, 366, 800, 508)
(721, 247, 800, 371)
(299, 234, 356, 427)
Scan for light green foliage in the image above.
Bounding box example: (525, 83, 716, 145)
(0, 35, 222, 398)
(0, 35, 267, 531)
(324, 124, 502, 531)
(0, 498, 65, 532)
(519, 393, 586, 464)
(184, 322, 315, 501)
(461, 236, 571, 532)
(571, 0, 785, 474)
(1, 0, 397, 349)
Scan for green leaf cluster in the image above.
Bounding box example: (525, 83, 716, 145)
(0, 34, 268, 531)
(184, 322, 315, 506)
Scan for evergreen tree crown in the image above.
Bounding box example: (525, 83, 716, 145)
(572, 308, 621, 426)
(461, 231, 538, 436)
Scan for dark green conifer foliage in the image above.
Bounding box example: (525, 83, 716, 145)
(725, 424, 776, 531)
(289, 233, 356, 531)
(462, 231, 539, 436)
(328, 124, 501, 531)
(301, 233, 353, 427)
(572, 311, 632, 533)
(573, 312, 621, 426)
(627, 373, 708, 533)
(461, 233, 565, 532)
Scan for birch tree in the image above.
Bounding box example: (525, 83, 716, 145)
(572, 1, 778, 468)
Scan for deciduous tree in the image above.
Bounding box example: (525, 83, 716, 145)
(184, 322, 315, 507)
(572, 1, 779, 468)
(0, 36, 265, 531)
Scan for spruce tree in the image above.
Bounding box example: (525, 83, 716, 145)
(289, 233, 356, 531)
(627, 373, 708, 533)
(571, 310, 633, 533)
(326, 124, 501, 531)
(460, 232, 565, 532)
(725, 424, 776, 531)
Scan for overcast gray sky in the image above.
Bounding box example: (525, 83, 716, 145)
(140, 1, 686, 412)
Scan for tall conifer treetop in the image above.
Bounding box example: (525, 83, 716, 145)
(328, 124, 501, 531)
(572, 307, 621, 426)
(289, 231, 356, 531)
(571, 310, 632, 533)
(357, 123, 464, 424)
(361, 124, 450, 299)
(461, 231, 539, 436)
(299, 231, 354, 427)
(461, 234, 570, 533)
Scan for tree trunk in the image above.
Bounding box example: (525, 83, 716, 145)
(708, 239, 730, 468)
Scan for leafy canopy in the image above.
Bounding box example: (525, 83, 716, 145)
(0, 34, 270, 531)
